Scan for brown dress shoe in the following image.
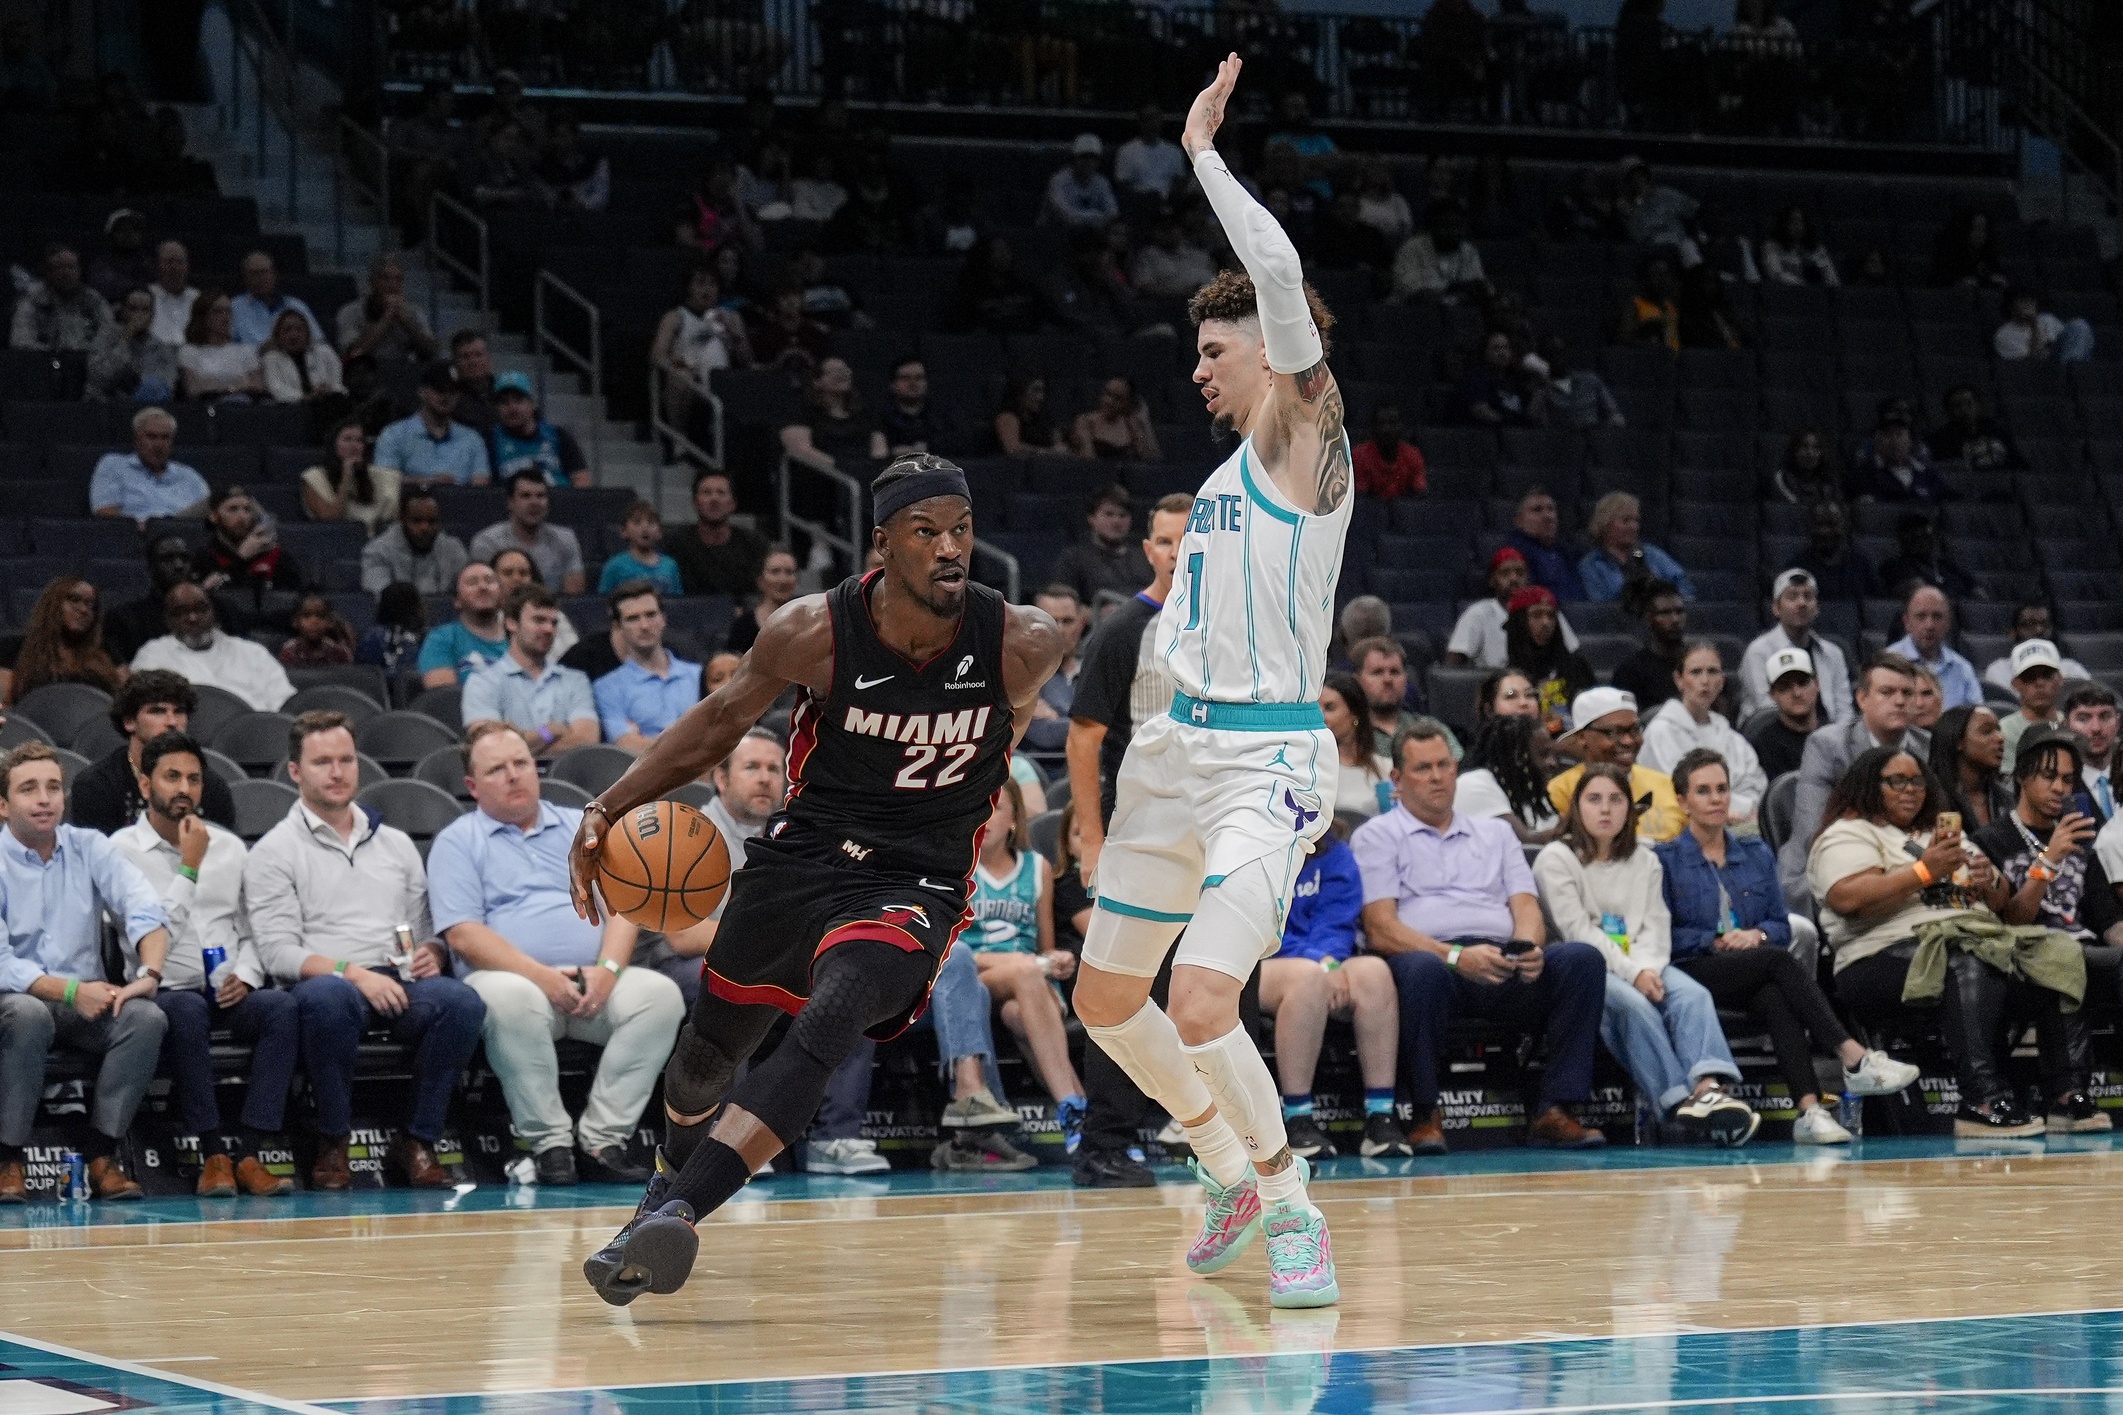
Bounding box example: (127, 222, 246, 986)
(390, 1135, 450, 1188)
(1526, 1105, 1609, 1150)
(196, 1152, 237, 1197)
(236, 1155, 295, 1196)
(311, 1136, 353, 1191)
(0, 1160, 25, 1204)
(1406, 1107, 1449, 1156)
(88, 1155, 144, 1200)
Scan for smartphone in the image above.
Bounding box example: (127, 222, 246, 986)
(1501, 940, 1536, 957)
(1935, 810, 1962, 835)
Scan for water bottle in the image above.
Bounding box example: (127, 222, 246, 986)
(1841, 1088, 1864, 1138)
(1633, 1092, 1654, 1147)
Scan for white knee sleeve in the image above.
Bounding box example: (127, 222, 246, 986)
(1084, 1001, 1213, 1123)
(1182, 1024, 1288, 1166)
(1082, 904, 1185, 979)
(1174, 857, 1287, 981)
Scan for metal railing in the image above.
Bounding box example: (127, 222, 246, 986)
(218, 0, 305, 223)
(973, 540, 1022, 604)
(776, 452, 865, 583)
(649, 355, 726, 478)
(333, 117, 391, 268)
(534, 268, 606, 480)
(1947, 0, 2123, 207)
(427, 191, 489, 330)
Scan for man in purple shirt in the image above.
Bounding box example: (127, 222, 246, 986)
(1351, 720, 1607, 1155)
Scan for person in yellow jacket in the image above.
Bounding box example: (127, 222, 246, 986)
(1547, 686, 1685, 844)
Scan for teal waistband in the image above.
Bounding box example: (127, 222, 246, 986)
(1170, 692, 1326, 732)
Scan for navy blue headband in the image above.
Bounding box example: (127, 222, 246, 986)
(873, 468, 971, 527)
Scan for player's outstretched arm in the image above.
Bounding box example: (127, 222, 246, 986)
(568, 595, 832, 921)
(1001, 603, 1066, 751)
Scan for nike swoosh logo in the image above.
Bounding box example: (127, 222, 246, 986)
(854, 674, 894, 690)
(919, 878, 957, 892)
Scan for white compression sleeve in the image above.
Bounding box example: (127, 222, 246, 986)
(1085, 1000, 1215, 1130)
(1191, 146, 1323, 375)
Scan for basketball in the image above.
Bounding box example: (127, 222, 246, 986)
(597, 800, 732, 933)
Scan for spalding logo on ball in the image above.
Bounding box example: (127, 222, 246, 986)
(597, 801, 732, 933)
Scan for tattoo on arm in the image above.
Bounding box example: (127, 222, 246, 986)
(1312, 383, 1350, 514)
(1294, 358, 1332, 405)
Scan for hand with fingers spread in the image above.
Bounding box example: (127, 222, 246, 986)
(1182, 53, 1242, 162)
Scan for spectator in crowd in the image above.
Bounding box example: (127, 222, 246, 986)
(995, 373, 1072, 457)
(1809, 745, 2082, 1139)
(749, 287, 835, 370)
(1114, 103, 1185, 202)
(1390, 198, 1488, 304)
(2066, 682, 2119, 824)
(1043, 133, 1119, 230)
(259, 307, 346, 414)
(1049, 483, 1152, 604)
(361, 489, 464, 595)
(357, 583, 427, 677)
(721, 547, 800, 659)
(1743, 645, 1822, 781)
(1929, 209, 2006, 288)
(1773, 430, 1844, 506)
(822, 151, 910, 257)
(1478, 665, 1543, 726)
(89, 409, 209, 527)
(1781, 653, 1929, 905)
(1677, 261, 1749, 350)
(1660, 749, 1916, 1144)
(104, 534, 205, 663)
(461, 583, 596, 756)
(1321, 672, 1393, 819)
(1887, 585, 1981, 711)
(1930, 703, 2011, 831)
(1353, 161, 1415, 247)
(593, 583, 702, 752)
(418, 561, 509, 687)
(246, 712, 486, 1188)
(4, 577, 122, 706)
(1506, 586, 1595, 738)
(1758, 205, 1838, 286)
(1996, 639, 2065, 776)
(1457, 708, 1563, 842)
(667, 470, 771, 599)
(195, 484, 304, 601)
(1616, 252, 1682, 349)
(277, 593, 354, 668)
(1616, 156, 1700, 251)
(1533, 336, 1625, 431)
(116, 730, 297, 1195)
(1995, 287, 2095, 363)
(175, 288, 262, 401)
(1982, 603, 2088, 690)
(1262, 822, 1406, 1159)
(1334, 596, 1392, 670)
(338, 253, 437, 367)
(705, 651, 740, 692)
(1547, 687, 1685, 844)
(1503, 487, 1585, 601)
(1579, 494, 1695, 604)
(781, 356, 886, 478)
(9, 243, 113, 352)
(148, 240, 198, 346)
(1851, 408, 1950, 503)
(597, 502, 684, 598)
(1351, 636, 1421, 757)
(469, 471, 586, 594)
(1022, 584, 1084, 756)
(0, 742, 169, 1201)
(949, 235, 1042, 337)
(1536, 764, 1757, 1145)
(1641, 641, 1767, 831)
(1740, 568, 1850, 724)
(488, 372, 590, 488)
(1354, 722, 1609, 1153)
(132, 584, 295, 711)
(1352, 403, 1428, 500)
(431, 720, 681, 1185)
(1610, 580, 1692, 712)
(1128, 213, 1216, 300)
(70, 671, 238, 834)
(1928, 385, 2021, 471)
(229, 250, 322, 346)
(87, 286, 179, 402)
(446, 330, 499, 434)
(651, 266, 753, 432)
(374, 361, 493, 488)
(879, 358, 951, 458)
(1449, 549, 1575, 670)
(1070, 377, 1161, 462)
(1455, 330, 1543, 426)
(306, 417, 402, 537)
(1877, 514, 1975, 601)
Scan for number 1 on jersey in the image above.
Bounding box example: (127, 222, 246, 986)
(1183, 551, 1204, 630)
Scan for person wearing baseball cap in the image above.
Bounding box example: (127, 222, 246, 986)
(1545, 687, 1685, 843)
(1981, 602, 2090, 692)
(1447, 546, 1581, 670)
(1743, 645, 1822, 781)
(371, 359, 493, 488)
(1999, 638, 2066, 776)
(1044, 133, 1119, 230)
(488, 370, 591, 488)
(1739, 568, 1851, 726)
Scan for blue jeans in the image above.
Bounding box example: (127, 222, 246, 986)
(292, 972, 485, 1141)
(1387, 940, 1606, 1113)
(154, 987, 301, 1139)
(812, 1040, 875, 1141)
(1600, 966, 1740, 1114)
(905, 942, 1003, 1100)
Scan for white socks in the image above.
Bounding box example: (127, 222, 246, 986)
(1183, 1113, 1251, 1189)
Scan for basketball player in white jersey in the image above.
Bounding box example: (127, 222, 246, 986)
(1073, 54, 1351, 1310)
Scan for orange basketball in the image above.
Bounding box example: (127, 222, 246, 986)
(597, 800, 732, 934)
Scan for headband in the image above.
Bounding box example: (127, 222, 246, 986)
(1506, 586, 1557, 615)
(873, 467, 971, 527)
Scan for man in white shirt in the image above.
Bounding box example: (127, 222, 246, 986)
(149, 240, 199, 346)
(1042, 134, 1119, 230)
(1445, 547, 1578, 668)
(2067, 682, 2120, 825)
(1981, 602, 2091, 691)
(430, 722, 681, 1187)
(243, 711, 486, 1190)
(1113, 104, 1186, 201)
(1739, 569, 1851, 724)
(131, 584, 295, 711)
(117, 730, 297, 1198)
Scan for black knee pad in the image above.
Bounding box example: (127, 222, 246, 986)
(664, 990, 779, 1117)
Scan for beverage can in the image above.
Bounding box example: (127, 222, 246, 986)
(391, 924, 416, 969)
(64, 1151, 87, 1201)
(201, 945, 229, 989)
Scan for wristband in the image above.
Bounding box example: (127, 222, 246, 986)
(175, 865, 199, 883)
(1911, 860, 1934, 886)
(538, 725, 556, 746)
(333, 960, 349, 975)
(2030, 861, 2058, 883)
(1446, 945, 1463, 968)
(599, 958, 624, 977)
(63, 979, 78, 1006)
(140, 967, 162, 984)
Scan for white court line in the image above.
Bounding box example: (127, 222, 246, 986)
(325, 1302, 2123, 1403)
(0, 1330, 337, 1415)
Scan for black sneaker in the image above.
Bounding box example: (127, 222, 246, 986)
(1358, 1112, 1414, 1158)
(2047, 1092, 2114, 1135)
(582, 1148, 676, 1303)
(582, 1199, 699, 1306)
(1071, 1147, 1157, 1188)
(1283, 1114, 1338, 1159)
(1954, 1097, 2045, 1139)
(579, 1145, 651, 1183)
(535, 1145, 577, 1186)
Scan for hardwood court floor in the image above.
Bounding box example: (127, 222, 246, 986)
(3, 1137, 2122, 1413)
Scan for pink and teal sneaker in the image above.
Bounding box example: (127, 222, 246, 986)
(1264, 1162, 1338, 1309)
(1185, 1157, 1263, 1275)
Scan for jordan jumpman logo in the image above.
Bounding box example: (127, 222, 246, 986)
(1267, 745, 1292, 770)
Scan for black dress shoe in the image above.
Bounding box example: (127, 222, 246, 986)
(580, 1145, 652, 1183)
(1072, 1147, 1156, 1188)
(535, 1145, 579, 1185)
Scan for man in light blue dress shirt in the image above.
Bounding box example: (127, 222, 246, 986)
(462, 583, 598, 757)
(89, 407, 210, 523)
(593, 583, 701, 752)
(228, 250, 324, 346)
(372, 362, 493, 488)
(0, 743, 172, 1201)
(1887, 584, 1984, 712)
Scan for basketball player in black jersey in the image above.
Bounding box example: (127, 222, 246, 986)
(568, 455, 1064, 1305)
